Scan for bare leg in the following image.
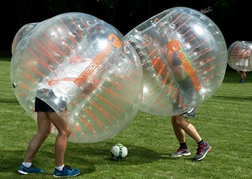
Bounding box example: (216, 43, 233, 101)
(23, 112, 52, 162)
(171, 115, 202, 143)
(241, 71, 246, 81)
(47, 112, 71, 167)
(237, 70, 246, 82)
(171, 116, 186, 143)
(236, 70, 241, 77)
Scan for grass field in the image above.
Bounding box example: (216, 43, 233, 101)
(0, 58, 252, 179)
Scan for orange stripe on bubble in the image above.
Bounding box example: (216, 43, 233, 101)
(96, 94, 124, 115)
(91, 101, 116, 125)
(74, 124, 87, 140)
(33, 37, 60, 64)
(74, 33, 121, 87)
(85, 108, 105, 131)
(27, 48, 53, 71)
(102, 86, 131, 104)
(79, 116, 95, 135)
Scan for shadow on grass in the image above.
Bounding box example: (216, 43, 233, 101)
(0, 141, 161, 176)
(213, 95, 252, 101)
(159, 153, 195, 161)
(65, 141, 161, 165)
(0, 148, 95, 177)
(0, 98, 19, 104)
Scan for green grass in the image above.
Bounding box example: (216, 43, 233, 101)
(1, 58, 252, 179)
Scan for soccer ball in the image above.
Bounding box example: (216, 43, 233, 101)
(111, 143, 128, 161)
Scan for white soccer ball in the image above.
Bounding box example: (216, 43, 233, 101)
(111, 143, 128, 161)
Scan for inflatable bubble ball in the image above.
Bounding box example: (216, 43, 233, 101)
(10, 12, 143, 143)
(124, 6, 228, 116)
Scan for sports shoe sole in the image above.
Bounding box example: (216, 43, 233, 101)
(193, 146, 212, 161)
(170, 152, 191, 158)
(18, 170, 28, 175)
(53, 171, 80, 178)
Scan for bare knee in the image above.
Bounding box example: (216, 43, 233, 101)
(58, 127, 71, 138)
(37, 128, 51, 140)
(66, 128, 71, 137)
(171, 115, 185, 126)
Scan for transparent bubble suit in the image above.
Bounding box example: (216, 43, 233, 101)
(10, 12, 143, 143)
(228, 40, 252, 72)
(125, 7, 227, 116)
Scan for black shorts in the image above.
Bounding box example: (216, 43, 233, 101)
(35, 89, 68, 112)
(35, 97, 55, 112)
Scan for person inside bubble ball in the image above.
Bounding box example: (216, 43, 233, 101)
(170, 108, 212, 161)
(45, 55, 95, 101)
(17, 55, 95, 177)
(18, 94, 81, 177)
(236, 49, 250, 83)
(236, 70, 246, 83)
(166, 40, 212, 161)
